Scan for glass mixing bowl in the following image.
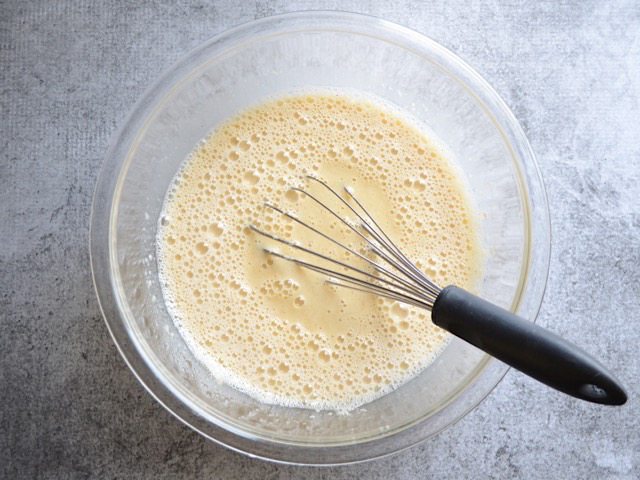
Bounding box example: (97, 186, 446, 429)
(90, 11, 550, 465)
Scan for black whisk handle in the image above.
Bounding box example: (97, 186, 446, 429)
(431, 285, 627, 405)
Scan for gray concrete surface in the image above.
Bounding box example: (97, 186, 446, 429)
(2, 1, 639, 478)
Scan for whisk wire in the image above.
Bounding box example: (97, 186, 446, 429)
(304, 176, 440, 297)
(324, 280, 433, 309)
(265, 249, 433, 308)
(340, 184, 441, 297)
(251, 178, 442, 308)
(249, 223, 435, 304)
(291, 180, 438, 297)
(263, 199, 432, 300)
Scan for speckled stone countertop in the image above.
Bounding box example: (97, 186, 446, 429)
(2, 1, 639, 478)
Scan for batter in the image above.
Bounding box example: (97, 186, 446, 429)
(157, 93, 482, 411)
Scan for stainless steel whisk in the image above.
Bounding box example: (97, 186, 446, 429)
(251, 176, 627, 405)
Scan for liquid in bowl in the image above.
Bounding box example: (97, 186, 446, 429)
(157, 92, 483, 412)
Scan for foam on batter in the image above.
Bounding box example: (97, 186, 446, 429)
(157, 93, 482, 411)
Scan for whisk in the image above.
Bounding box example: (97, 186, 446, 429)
(251, 176, 627, 406)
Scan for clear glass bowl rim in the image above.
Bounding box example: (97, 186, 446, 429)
(90, 10, 551, 466)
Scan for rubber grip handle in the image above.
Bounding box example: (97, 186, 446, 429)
(431, 285, 627, 405)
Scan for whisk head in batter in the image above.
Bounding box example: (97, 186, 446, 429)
(250, 176, 441, 310)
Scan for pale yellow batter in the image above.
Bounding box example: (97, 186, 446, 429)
(157, 93, 482, 411)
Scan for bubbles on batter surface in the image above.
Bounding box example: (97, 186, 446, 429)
(156, 93, 482, 411)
